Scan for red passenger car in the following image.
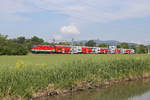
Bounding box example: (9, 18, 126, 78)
(55, 45, 72, 53)
(100, 48, 109, 54)
(114, 49, 122, 54)
(82, 47, 88, 54)
(125, 49, 131, 54)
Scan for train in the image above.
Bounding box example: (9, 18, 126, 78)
(30, 45, 135, 54)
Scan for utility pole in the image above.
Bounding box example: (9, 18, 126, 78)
(52, 38, 56, 45)
(71, 38, 74, 54)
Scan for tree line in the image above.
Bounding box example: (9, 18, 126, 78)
(0, 34, 149, 55)
(0, 34, 44, 55)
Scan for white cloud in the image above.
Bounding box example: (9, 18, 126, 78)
(34, 0, 150, 23)
(0, 0, 36, 21)
(0, 0, 150, 22)
(60, 24, 80, 35)
(52, 34, 63, 40)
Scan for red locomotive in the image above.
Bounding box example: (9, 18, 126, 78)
(31, 45, 134, 54)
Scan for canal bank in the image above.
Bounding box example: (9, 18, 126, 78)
(35, 78, 150, 100)
(32, 57, 150, 99)
(33, 73, 150, 100)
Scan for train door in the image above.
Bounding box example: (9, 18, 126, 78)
(82, 47, 87, 54)
(125, 49, 131, 54)
(56, 46, 63, 53)
(88, 48, 93, 54)
(100, 48, 105, 54)
(104, 48, 109, 54)
(115, 49, 121, 54)
(64, 47, 71, 54)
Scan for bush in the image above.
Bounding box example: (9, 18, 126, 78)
(0, 43, 28, 55)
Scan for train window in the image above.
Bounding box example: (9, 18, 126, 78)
(58, 47, 61, 50)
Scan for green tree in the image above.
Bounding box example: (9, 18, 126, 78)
(5, 40, 28, 55)
(117, 45, 121, 48)
(75, 42, 83, 46)
(0, 34, 8, 55)
(26, 36, 44, 51)
(16, 36, 26, 45)
(136, 45, 147, 54)
(119, 43, 129, 49)
(98, 43, 108, 47)
(0, 34, 7, 46)
(58, 42, 70, 46)
(85, 40, 96, 47)
(0, 34, 28, 55)
(31, 36, 44, 45)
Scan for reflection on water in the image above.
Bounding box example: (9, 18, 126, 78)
(36, 79, 150, 100)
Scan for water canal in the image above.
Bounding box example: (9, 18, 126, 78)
(36, 79, 150, 100)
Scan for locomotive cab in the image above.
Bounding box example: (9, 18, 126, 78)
(30, 45, 37, 53)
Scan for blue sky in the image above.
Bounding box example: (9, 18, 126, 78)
(0, 0, 150, 44)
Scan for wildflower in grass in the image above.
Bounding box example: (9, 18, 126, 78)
(136, 57, 141, 60)
(16, 60, 24, 70)
(42, 63, 47, 67)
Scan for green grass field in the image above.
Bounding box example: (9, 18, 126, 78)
(0, 54, 149, 66)
(0, 54, 150, 99)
